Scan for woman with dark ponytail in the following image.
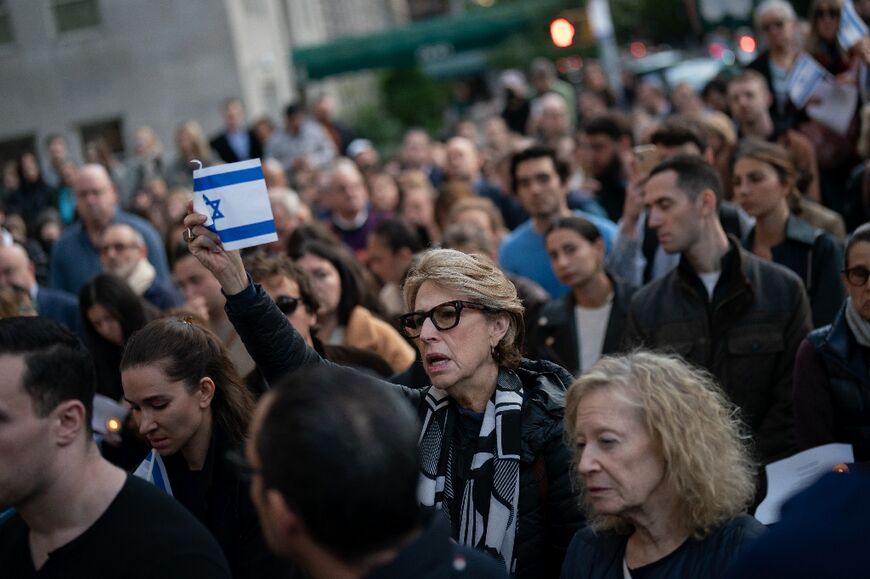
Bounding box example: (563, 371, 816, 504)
(121, 318, 275, 579)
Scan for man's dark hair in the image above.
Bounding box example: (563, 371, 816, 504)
(258, 366, 421, 562)
(650, 115, 709, 154)
(845, 223, 870, 268)
(0, 317, 95, 431)
(372, 218, 423, 254)
(244, 252, 320, 313)
(648, 154, 723, 207)
(509, 145, 569, 193)
(580, 112, 633, 143)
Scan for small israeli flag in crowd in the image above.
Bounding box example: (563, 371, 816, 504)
(192, 158, 278, 251)
(839, 0, 868, 50)
(133, 450, 174, 496)
(787, 54, 828, 109)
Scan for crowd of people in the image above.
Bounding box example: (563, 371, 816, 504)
(2, 0, 870, 576)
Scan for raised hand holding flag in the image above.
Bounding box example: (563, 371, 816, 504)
(191, 158, 278, 251)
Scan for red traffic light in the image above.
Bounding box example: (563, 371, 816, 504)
(550, 17, 575, 48)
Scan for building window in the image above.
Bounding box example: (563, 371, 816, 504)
(52, 0, 101, 34)
(0, 134, 37, 169)
(0, 1, 14, 44)
(79, 117, 124, 157)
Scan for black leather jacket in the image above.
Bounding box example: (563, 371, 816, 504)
(224, 280, 584, 578)
(529, 274, 637, 376)
(625, 237, 812, 463)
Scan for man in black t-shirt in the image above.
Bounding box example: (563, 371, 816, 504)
(0, 317, 230, 578)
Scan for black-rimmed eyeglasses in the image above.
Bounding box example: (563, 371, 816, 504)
(844, 266, 870, 287)
(398, 300, 494, 339)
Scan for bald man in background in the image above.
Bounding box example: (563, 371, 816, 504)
(0, 243, 80, 332)
(49, 164, 169, 294)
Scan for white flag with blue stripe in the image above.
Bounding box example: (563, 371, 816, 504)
(839, 0, 868, 50)
(192, 158, 278, 251)
(133, 450, 174, 496)
(787, 54, 828, 109)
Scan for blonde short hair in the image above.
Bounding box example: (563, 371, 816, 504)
(564, 351, 755, 538)
(402, 249, 524, 368)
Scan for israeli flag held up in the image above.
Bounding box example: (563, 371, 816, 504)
(192, 158, 278, 251)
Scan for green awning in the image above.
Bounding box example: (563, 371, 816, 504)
(293, 0, 571, 80)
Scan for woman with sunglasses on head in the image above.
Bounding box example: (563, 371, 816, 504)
(120, 318, 283, 578)
(183, 207, 584, 578)
(733, 139, 844, 328)
(794, 224, 870, 463)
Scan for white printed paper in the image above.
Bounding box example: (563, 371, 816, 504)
(755, 443, 854, 524)
(192, 158, 278, 251)
(807, 80, 859, 135)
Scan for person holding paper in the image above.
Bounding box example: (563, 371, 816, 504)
(181, 209, 585, 578)
(799, 0, 863, 213)
(794, 223, 870, 462)
(733, 139, 845, 327)
(121, 318, 282, 579)
(560, 351, 766, 579)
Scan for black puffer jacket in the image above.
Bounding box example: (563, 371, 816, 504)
(224, 280, 584, 578)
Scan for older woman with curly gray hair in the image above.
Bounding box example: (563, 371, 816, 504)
(560, 351, 765, 579)
(183, 203, 585, 578)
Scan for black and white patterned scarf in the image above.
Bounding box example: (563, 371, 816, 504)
(417, 368, 523, 572)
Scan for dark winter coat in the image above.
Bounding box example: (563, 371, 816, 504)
(224, 280, 585, 578)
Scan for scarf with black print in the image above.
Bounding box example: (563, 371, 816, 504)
(417, 367, 523, 573)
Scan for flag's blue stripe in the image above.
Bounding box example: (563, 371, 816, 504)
(215, 219, 276, 242)
(152, 456, 169, 493)
(194, 166, 264, 191)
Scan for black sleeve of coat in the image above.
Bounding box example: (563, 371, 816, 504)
(224, 278, 327, 385)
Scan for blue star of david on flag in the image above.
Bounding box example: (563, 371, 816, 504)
(192, 158, 277, 251)
(203, 194, 225, 221)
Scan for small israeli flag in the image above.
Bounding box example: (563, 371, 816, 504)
(787, 54, 828, 109)
(133, 450, 174, 496)
(192, 158, 278, 251)
(839, 0, 868, 50)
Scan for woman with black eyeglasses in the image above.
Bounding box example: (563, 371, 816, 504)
(794, 223, 870, 463)
(183, 205, 583, 579)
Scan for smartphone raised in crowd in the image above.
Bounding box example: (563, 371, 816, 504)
(633, 144, 661, 176)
